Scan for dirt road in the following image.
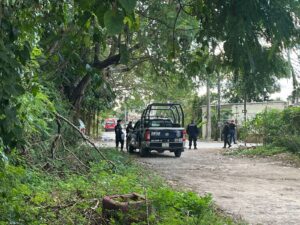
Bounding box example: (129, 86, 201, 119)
(137, 148, 300, 225)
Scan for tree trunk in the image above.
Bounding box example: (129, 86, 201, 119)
(93, 110, 96, 138)
(287, 49, 298, 104)
(71, 74, 92, 118)
(206, 78, 211, 141)
(69, 44, 140, 116)
(96, 110, 99, 139)
(87, 112, 92, 136)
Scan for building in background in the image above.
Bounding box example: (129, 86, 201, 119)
(201, 101, 288, 139)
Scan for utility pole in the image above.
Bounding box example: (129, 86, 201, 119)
(243, 93, 247, 146)
(217, 72, 221, 141)
(206, 78, 211, 140)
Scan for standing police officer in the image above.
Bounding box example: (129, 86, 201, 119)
(229, 120, 237, 144)
(126, 121, 134, 151)
(187, 120, 199, 149)
(115, 119, 124, 151)
(222, 121, 231, 148)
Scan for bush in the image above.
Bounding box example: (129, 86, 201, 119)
(241, 106, 300, 155)
(282, 107, 300, 135)
(275, 135, 300, 154)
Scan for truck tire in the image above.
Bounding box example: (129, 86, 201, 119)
(128, 145, 134, 153)
(139, 147, 148, 157)
(174, 149, 182, 157)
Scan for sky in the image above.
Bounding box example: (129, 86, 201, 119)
(197, 77, 294, 101)
(271, 78, 293, 100)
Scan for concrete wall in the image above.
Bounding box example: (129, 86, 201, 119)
(201, 101, 287, 139)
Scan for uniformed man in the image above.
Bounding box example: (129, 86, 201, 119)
(186, 120, 199, 149)
(222, 121, 231, 148)
(115, 119, 124, 151)
(229, 120, 237, 144)
(125, 121, 134, 150)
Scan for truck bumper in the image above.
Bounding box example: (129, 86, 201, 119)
(141, 141, 185, 151)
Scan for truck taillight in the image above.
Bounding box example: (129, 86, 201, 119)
(145, 129, 150, 141)
(182, 130, 186, 142)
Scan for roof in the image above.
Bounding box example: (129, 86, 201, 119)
(201, 101, 287, 108)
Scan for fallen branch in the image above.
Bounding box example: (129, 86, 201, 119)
(54, 112, 116, 169)
(61, 138, 91, 170)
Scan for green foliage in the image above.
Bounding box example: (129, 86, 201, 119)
(0, 23, 25, 148)
(18, 90, 55, 139)
(0, 1, 299, 223)
(275, 136, 300, 154)
(0, 147, 241, 225)
(104, 9, 125, 35)
(244, 109, 283, 144)
(281, 106, 300, 134)
(226, 145, 286, 157)
(118, 0, 137, 14)
(242, 106, 300, 154)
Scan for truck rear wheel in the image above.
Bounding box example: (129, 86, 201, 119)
(174, 149, 182, 157)
(140, 147, 148, 157)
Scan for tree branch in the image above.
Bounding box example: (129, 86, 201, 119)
(60, 138, 91, 170)
(92, 44, 140, 70)
(54, 112, 116, 169)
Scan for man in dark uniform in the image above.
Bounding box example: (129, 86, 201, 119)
(126, 121, 133, 135)
(187, 120, 199, 149)
(222, 121, 231, 148)
(126, 121, 134, 150)
(115, 119, 124, 151)
(229, 120, 237, 144)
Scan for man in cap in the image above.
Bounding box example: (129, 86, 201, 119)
(186, 120, 199, 149)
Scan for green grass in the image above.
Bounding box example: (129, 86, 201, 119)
(226, 146, 287, 157)
(0, 147, 245, 225)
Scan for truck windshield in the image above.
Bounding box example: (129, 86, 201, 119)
(148, 120, 172, 127)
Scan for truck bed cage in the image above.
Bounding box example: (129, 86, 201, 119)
(141, 103, 184, 128)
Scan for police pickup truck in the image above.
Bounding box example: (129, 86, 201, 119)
(127, 103, 186, 157)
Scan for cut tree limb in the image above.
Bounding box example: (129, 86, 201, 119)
(54, 112, 116, 169)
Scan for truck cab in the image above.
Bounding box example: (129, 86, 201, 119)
(127, 103, 186, 157)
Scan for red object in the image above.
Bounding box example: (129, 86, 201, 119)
(104, 118, 117, 131)
(80, 128, 86, 134)
(102, 193, 148, 223)
(182, 130, 186, 142)
(144, 129, 150, 141)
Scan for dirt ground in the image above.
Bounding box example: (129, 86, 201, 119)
(136, 148, 300, 225)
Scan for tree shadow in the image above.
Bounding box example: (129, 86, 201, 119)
(129, 150, 176, 158)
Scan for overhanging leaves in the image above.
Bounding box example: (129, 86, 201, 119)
(104, 10, 124, 35)
(118, 0, 137, 14)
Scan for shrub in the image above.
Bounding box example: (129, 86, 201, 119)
(241, 106, 300, 155)
(282, 107, 300, 135)
(275, 135, 300, 154)
(242, 109, 283, 144)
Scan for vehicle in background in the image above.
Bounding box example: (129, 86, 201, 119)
(127, 103, 186, 157)
(77, 119, 86, 134)
(104, 118, 117, 131)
